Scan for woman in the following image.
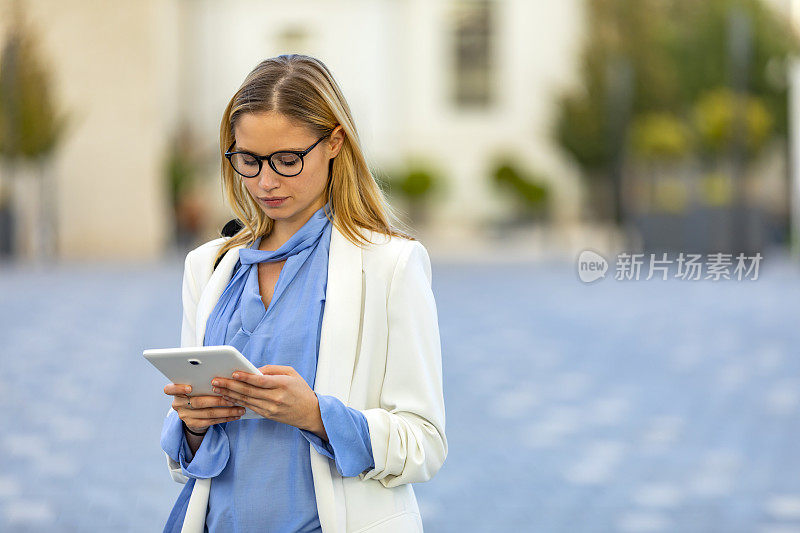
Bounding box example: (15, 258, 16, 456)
(159, 54, 447, 532)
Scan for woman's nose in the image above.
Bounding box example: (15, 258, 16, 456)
(256, 165, 281, 188)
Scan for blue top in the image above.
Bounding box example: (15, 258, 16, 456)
(161, 203, 375, 532)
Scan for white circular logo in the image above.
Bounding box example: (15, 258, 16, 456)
(577, 250, 608, 283)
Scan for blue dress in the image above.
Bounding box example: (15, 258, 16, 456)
(161, 204, 375, 532)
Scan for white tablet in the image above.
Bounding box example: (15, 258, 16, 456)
(143, 345, 262, 420)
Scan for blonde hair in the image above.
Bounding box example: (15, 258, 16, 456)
(212, 54, 413, 269)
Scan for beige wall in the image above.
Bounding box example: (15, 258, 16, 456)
(0, 0, 179, 260)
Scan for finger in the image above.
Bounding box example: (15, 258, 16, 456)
(222, 393, 258, 411)
(225, 373, 282, 389)
(255, 365, 296, 376)
(218, 387, 254, 404)
(213, 377, 258, 396)
(185, 406, 246, 419)
(172, 396, 191, 410)
(186, 395, 236, 409)
(220, 390, 270, 414)
(185, 415, 243, 428)
(165, 383, 192, 396)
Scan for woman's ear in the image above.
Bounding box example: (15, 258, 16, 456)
(328, 125, 345, 158)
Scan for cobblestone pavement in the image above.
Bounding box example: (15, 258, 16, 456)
(1, 251, 799, 532)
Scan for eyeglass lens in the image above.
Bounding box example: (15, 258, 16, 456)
(230, 151, 302, 177)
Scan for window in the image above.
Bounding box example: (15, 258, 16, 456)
(451, 0, 495, 108)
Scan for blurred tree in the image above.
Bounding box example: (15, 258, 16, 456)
(630, 112, 691, 161)
(0, 2, 69, 260)
(629, 112, 692, 214)
(692, 87, 772, 157)
(691, 87, 772, 212)
(664, 0, 795, 135)
(554, 0, 798, 226)
(490, 158, 550, 223)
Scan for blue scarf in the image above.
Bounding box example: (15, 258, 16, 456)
(204, 202, 333, 347)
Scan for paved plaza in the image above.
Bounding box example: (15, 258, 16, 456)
(1, 249, 799, 532)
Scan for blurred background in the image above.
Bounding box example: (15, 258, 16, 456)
(1, 0, 800, 531)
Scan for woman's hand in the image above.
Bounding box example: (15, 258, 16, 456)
(164, 383, 246, 433)
(210, 365, 325, 438)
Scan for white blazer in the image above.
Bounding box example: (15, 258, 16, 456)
(163, 222, 447, 532)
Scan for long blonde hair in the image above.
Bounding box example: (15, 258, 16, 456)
(212, 54, 413, 269)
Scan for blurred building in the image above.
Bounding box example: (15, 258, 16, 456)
(0, 0, 590, 259)
(3, 0, 796, 260)
(175, 0, 587, 245)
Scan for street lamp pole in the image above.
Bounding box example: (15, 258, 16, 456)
(789, 0, 800, 260)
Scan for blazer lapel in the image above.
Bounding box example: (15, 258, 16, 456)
(314, 222, 364, 400)
(194, 242, 247, 346)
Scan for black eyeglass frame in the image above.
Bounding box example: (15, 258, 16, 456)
(224, 131, 331, 178)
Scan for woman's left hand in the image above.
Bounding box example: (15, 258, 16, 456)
(210, 365, 324, 436)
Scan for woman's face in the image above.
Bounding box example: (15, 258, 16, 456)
(232, 111, 343, 228)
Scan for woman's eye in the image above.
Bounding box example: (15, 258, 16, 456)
(276, 154, 300, 166)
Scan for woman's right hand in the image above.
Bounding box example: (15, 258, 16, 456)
(164, 383, 245, 433)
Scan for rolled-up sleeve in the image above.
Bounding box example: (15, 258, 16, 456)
(161, 407, 231, 479)
(357, 240, 447, 488)
(300, 392, 375, 477)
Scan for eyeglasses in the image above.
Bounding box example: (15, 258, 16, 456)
(224, 132, 330, 178)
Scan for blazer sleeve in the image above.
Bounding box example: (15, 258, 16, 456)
(164, 249, 202, 485)
(357, 240, 448, 488)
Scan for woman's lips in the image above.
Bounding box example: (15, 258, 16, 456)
(259, 197, 287, 207)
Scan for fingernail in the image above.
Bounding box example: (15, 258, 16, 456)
(212, 380, 219, 386)
(185, 386, 191, 393)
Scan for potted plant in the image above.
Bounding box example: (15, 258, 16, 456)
(490, 157, 551, 227)
(382, 158, 443, 228)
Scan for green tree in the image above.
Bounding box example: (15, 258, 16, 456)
(0, 3, 69, 260)
(554, 0, 798, 223)
(0, 9, 67, 159)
